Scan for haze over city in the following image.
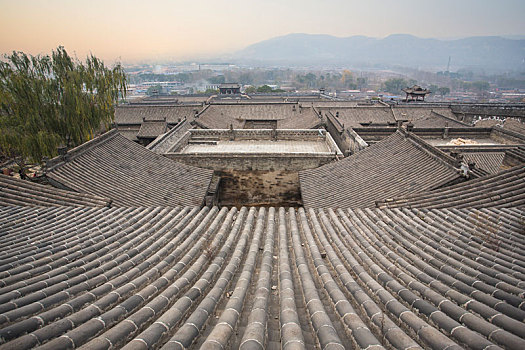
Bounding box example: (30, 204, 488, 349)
(1, 0, 524, 62)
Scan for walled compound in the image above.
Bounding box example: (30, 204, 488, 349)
(0, 100, 525, 349)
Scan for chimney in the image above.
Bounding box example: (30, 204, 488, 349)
(443, 126, 449, 139)
(58, 146, 67, 156)
(57, 146, 68, 162)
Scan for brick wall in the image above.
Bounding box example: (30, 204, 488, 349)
(216, 170, 302, 207)
(165, 154, 336, 171)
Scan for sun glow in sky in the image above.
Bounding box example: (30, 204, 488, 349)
(1, 0, 524, 63)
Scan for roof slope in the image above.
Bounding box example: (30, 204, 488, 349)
(0, 174, 110, 207)
(136, 120, 168, 139)
(115, 105, 199, 125)
(46, 130, 213, 207)
(504, 146, 525, 164)
(147, 119, 192, 153)
(329, 106, 396, 127)
(394, 106, 458, 120)
(0, 205, 524, 349)
(377, 165, 525, 209)
(504, 118, 525, 135)
(300, 130, 463, 208)
(394, 107, 469, 128)
(195, 103, 322, 129)
(462, 151, 505, 174)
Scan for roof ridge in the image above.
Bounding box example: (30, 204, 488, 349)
(0, 174, 111, 207)
(146, 119, 188, 150)
(195, 103, 211, 118)
(326, 111, 344, 133)
(396, 165, 525, 195)
(118, 105, 182, 109)
(376, 165, 525, 209)
(46, 129, 119, 171)
(496, 125, 525, 141)
(208, 102, 298, 106)
(430, 110, 472, 126)
(401, 129, 461, 171)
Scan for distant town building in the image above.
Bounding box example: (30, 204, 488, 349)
(219, 83, 241, 94)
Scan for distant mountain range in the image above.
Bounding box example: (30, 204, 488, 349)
(232, 34, 525, 72)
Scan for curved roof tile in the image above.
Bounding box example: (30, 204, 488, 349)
(0, 205, 523, 349)
(0, 174, 110, 207)
(115, 105, 200, 125)
(45, 130, 213, 207)
(195, 103, 322, 129)
(377, 165, 525, 209)
(300, 130, 463, 208)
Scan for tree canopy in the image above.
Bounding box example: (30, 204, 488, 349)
(208, 75, 225, 84)
(0, 47, 126, 163)
(383, 78, 408, 95)
(146, 84, 162, 96)
(437, 87, 450, 97)
(256, 85, 274, 93)
(244, 86, 256, 94)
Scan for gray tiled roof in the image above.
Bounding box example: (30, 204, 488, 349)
(393, 107, 469, 128)
(504, 118, 525, 135)
(115, 105, 200, 125)
(114, 126, 140, 141)
(328, 107, 396, 127)
(312, 101, 360, 108)
(219, 83, 241, 89)
(0, 174, 110, 207)
(1, 102, 524, 350)
(377, 165, 525, 209)
(505, 146, 525, 164)
(45, 130, 213, 207)
(194, 103, 322, 129)
(299, 130, 463, 208)
(0, 205, 523, 349)
(147, 119, 192, 153)
(136, 120, 168, 139)
(462, 152, 505, 174)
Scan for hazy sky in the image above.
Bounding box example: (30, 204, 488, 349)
(1, 0, 524, 63)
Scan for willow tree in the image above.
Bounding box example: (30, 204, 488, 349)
(0, 46, 126, 165)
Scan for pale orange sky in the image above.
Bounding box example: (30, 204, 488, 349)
(1, 0, 524, 63)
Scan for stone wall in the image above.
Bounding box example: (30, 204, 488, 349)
(325, 113, 368, 155)
(412, 127, 493, 139)
(324, 113, 348, 154)
(353, 127, 518, 144)
(352, 128, 397, 143)
(451, 104, 525, 124)
(344, 129, 369, 154)
(216, 170, 302, 207)
(165, 153, 336, 171)
(185, 128, 335, 142)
